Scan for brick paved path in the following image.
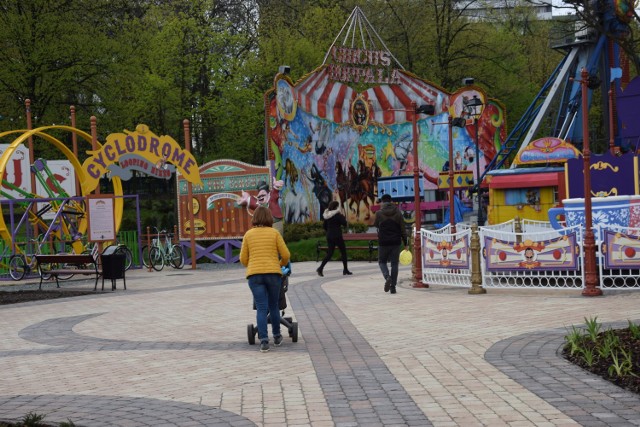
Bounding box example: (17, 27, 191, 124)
(0, 262, 640, 426)
(487, 323, 640, 426)
(287, 276, 432, 426)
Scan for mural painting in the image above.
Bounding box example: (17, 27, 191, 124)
(266, 64, 507, 225)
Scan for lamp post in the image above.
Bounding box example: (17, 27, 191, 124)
(445, 116, 467, 234)
(578, 68, 602, 297)
(463, 95, 484, 225)
(411, 101, 435, 288)
(448, 116, 456, 235)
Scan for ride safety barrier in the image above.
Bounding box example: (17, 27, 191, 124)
(419, 217, 640, 293)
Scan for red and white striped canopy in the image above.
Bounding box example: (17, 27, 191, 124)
(294, 67, 448, 125)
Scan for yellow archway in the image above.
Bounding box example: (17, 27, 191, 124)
(0, 126, 123, 253)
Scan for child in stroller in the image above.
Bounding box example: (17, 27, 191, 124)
(247, 262, 299, 345)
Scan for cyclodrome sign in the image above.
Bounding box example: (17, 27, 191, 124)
(81, 124, 202, 191)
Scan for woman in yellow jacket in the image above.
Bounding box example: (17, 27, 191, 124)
(240, 206, 291, 352)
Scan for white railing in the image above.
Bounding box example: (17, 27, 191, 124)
(419, 219, 640, 291)
(521, 218, 557, 233)
(479, 219, 516, 233)
(421, 227, 473, 288)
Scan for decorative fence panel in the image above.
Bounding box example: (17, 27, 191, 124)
(598, 225, 640, 288)
(421, 227, 472, 288)
(421, 219, 640, 291)
(479, 225, 584, 289)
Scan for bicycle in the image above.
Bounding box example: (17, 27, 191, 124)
(8, 236, 65, 281)
(142, 227, 184, 271)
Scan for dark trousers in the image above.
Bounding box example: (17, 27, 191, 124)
(378, 244, 401, 287)
(318, 237, 349, 272)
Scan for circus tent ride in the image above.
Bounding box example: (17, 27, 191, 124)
(266, 7, 507, 225)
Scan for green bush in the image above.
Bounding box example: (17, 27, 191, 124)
(349, 222, 370, 233)
(283, 221, 325, 242)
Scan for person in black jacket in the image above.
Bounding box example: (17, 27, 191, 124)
(317, 200, 352, 276)
(373, 194, 408, 294)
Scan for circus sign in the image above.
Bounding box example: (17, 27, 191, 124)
(327, 47, 402, 85)
(82, 124, 202, 192)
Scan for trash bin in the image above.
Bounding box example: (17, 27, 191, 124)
(101, 251, 126, 291)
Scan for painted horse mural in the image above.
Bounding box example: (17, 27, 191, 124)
(347, 163, 373, 220)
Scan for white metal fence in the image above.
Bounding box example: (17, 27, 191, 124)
(421, 220, 640, 290)
(479, 224, 584, 289)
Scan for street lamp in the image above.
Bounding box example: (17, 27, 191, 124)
(411, 101, 435, 288)
(447, 116, 467, 234)
(463, 94, 484, 225)
(578, 68, 602, 297)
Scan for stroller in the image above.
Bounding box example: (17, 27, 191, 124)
(247, 262, 299, 345)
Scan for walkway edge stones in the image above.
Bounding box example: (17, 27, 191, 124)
(486, 321, 640, 426)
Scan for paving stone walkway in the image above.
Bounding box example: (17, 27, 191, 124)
(486, 323, 640, 426)
(0, 262, 639, 426)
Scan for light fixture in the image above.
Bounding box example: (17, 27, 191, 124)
(464, 95, 483, 118)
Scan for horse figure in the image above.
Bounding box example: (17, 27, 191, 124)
(335, 161, 350, 212)
(370, 161, 382, 200)
(308, 163, 332, 217)
(283, 158, 299, 195)
(347, 163, 373, 220)
(357, 159, 380, 204)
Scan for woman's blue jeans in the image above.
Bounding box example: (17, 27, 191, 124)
(248, 274, 282, 343)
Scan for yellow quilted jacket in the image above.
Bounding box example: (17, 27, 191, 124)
(239, 226, 290, 278)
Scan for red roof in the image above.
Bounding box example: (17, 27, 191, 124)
(489, 172, 561, 189)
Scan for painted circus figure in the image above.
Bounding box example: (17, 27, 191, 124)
(237, 177, 284, 222)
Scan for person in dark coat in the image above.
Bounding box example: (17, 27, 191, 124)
(316, 200, 352, 276)
(373, 193, 408, 294)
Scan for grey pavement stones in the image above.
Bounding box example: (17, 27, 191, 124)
(287, 275, 433, 426)
(1, 262, 640, 426)
(0, 394, 254, 426)
(486, 323, 640, 426)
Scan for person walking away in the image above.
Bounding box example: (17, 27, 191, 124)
(374, 194, 408, 294)
(240, 206, 291, 352)
(317, 200, 352, 276)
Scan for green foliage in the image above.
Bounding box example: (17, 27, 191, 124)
(564, 318, 640, 388)
(564, 325, 585, 356)
(580, 346, 595, 367)
(608, 348, 634, 378)
(286, 237, 323, 262)
(283, 221, 325, 243)
(0, 412, 75, 426)
(598, 330, 621, 359)
(348, 222, 370, 233)
(584, 316, 601, 342)
(20, 412, 46, 426)
(629, 320, 640, 339)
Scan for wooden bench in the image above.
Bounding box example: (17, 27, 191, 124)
(34, 253, 100, 290)
(316, 232, 378, 263)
